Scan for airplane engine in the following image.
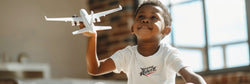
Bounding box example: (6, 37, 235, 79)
(96, 18, 101, 22)
(71, 21, 75, 26)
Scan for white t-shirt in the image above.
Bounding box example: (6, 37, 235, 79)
(110, 43, 187, 84)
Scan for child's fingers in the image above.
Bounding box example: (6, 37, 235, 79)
(72, 15, 85, 28)
(73, 22, 85, 29)
(79, 22, 85, 29)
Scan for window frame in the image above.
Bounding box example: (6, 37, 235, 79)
(168, 0, 250, 75)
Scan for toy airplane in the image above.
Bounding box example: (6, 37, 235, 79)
(45, 5, 122, 35)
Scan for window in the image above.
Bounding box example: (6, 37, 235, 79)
(170, 0, 205, 72)
(166, 0, 249, 73)
(208, 47, 224, 70)
(206, 0, 248, 45)
(206, 0, 249, 70)
(226, 43, 249, 68)
(171, 1, 205, 47)
(179, 49, 204, 72)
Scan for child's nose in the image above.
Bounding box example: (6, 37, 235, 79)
(141, 18, 149, 23)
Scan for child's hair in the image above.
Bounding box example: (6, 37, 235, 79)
(134, 0, 172, 26)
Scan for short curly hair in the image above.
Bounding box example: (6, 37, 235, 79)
(134, 0, 172, 26)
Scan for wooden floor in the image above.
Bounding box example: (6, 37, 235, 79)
(17, 78, 127, 84)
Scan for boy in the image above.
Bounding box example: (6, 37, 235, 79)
(78, 0, 206, 84)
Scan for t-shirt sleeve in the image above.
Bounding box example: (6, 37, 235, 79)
(110, 46, 131, 73)
(168, 49, 188, 75)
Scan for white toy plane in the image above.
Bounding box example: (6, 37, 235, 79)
(45, 5, 122, 35)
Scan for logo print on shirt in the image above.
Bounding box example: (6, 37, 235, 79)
(139, 65, 157, 76)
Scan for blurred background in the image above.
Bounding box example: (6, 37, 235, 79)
(0, 0, 250, 84)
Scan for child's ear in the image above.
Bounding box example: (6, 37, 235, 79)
(161, 26, 171, 36)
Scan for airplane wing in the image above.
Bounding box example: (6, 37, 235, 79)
(72, 26, 112, 35)
(93, 5, 122, 19)
(94, 26, 112, 31)
(44, 16, 83, 22)
(72, 27, 90, 35)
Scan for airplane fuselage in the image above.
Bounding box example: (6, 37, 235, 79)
(80, 9, 94, 31)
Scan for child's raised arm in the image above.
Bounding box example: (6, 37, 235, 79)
(78, 22, 116, 76)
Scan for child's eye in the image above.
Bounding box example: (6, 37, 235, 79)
(151, 16, 158, 19)
(138, 15, 145, 19)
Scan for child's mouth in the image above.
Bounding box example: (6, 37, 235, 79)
(138, 26, 153, 30)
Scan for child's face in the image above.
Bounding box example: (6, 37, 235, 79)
(132, 5, 169, 41)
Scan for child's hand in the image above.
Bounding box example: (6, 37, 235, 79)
(78, 22, 96, 37)
(77, 22, 96, 37)
(72, 16, 95, 37)
(73, 21, 85, 29)
(75, 22, 85, 29)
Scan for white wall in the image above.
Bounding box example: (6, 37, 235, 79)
(0, 0, 90, 78)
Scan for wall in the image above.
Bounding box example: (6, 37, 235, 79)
(87, 0, 137, 79)
(0, 0, 90, 78)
